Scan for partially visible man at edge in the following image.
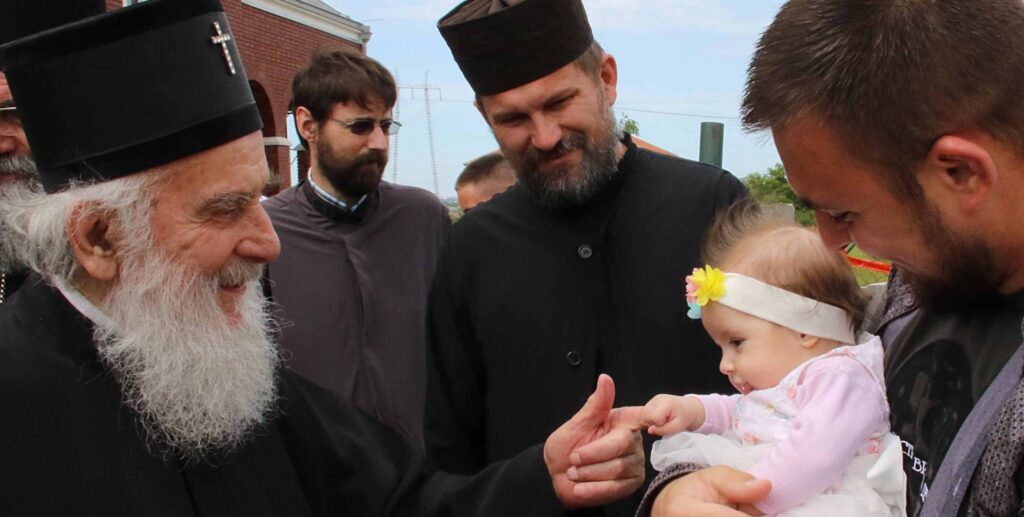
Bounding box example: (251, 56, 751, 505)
(0, 0, 106, 304)
(0, 0, 648, 514)
(428, 1, 746, 516)
(642, 1, 1024, 515)
(264, 48, 449, 446)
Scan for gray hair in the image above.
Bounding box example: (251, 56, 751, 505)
(3, 172, 165, 283)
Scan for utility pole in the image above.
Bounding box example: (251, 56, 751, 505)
(698, 122, 724, 168)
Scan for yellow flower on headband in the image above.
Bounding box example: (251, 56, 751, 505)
(686, 265, 726, 306)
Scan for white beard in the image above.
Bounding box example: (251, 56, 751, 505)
(92, 246, 279, 464)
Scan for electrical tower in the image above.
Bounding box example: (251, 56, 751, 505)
(395, 73, 442, 197)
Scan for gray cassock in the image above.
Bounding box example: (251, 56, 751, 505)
(263, 180, 451, 446)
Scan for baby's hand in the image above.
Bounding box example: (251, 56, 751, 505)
(642, 394, 704, 436)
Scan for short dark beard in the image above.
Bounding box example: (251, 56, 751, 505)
(316, 143, 387, 200)
(904, 202, 1001, 312)
(504, 107, 621, 210)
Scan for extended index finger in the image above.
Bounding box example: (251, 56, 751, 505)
(607, 405, 651, 432)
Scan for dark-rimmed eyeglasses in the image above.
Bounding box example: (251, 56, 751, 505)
(328, 117, 401, 136)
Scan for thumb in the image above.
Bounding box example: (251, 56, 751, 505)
(718, 478, 772, 505)
(567, 373, 615, 430)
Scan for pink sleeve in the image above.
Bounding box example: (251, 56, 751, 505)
(749, 358, 888, 515)
(693, 393, 741, 434)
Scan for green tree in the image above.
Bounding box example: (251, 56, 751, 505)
(742, 164, 815, 226)
(619, 113, 639, 136)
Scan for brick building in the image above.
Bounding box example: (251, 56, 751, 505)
(107, 0, 369, 194)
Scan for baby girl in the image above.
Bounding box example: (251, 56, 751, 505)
(642, 203, 905, 516)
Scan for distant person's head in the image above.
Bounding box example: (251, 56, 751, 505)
(744, 0, 1024, 307)
(455, 151, 517, 212)
(291, 49, 398, 202)
(440, 0, 622, 210)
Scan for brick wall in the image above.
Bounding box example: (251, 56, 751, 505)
(105, 0, 362, 193)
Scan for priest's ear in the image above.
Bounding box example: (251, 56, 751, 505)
(67, 203, 119, 283)
(294, 106, 319, 146)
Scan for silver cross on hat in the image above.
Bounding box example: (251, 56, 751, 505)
(210, 21, 236, 75)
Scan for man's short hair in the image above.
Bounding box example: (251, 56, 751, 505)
(456, 152, 516, 189)
(290, 48, 397, 147)
(742, 0, 1024, 199)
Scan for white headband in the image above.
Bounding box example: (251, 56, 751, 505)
(686, 268, 857, 344)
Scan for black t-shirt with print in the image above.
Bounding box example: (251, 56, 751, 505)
(884, 293, 1024, 516)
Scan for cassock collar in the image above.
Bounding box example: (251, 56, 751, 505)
(300, 178, 376, 223)
(53, 277, 116, 329)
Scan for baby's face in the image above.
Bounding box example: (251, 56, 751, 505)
(701, 303, 816, 394)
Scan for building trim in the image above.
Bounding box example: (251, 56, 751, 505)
(241, 0, 371, 45)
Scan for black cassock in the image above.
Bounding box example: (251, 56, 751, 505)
(426, 136, 746, 516)
(0, 282, 563, 516)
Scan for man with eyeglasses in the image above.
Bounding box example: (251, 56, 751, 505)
(0, 0, 106, 305)
(262, 48, 450, 446)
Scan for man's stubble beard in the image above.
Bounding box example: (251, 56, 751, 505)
(902, 202, 1001, 312)
(93, 231, 279, 464)
(502, 101, 620, 210)
(316, 138, 388, 199)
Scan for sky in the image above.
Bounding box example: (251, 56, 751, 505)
(305, 0, 788, 199)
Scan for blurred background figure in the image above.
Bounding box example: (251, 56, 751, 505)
(455, 151, 517, 212)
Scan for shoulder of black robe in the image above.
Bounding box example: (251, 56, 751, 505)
(0, 280, 563, 517)
(425, 137, 747, 480)
(1, 268, 30, 302)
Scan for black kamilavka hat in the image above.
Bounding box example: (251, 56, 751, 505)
(0, 0, 106, 50)
(0, 0, 262, 193)
(438, 0, 594, 96)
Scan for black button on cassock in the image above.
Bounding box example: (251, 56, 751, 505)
(577, 245, 593, 259)
(566, 351, 582, 367)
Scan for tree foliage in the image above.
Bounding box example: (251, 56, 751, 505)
(619, 113, 640, 136)
(742, 164, 815, 226)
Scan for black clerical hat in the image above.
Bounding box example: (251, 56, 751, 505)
(438, 0, 594, 96)
(0, 0, 262, 193)
(0, 0, 106, 50)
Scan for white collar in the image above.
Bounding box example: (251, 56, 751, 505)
(54, 277, 116, 329)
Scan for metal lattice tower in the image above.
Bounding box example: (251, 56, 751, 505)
(396, 74, 442, 196)
(423, 72, 440, 196)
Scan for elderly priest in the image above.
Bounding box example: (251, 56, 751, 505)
(0, 0, 646, 515)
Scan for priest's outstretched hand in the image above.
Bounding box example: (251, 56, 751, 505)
(543, 374, 647, 508)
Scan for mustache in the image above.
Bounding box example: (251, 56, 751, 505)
(215, 260, 265, 287)
(523, 132, 587, 166)
(0, 154, 39, 180)
(352, 149, 388, 168)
